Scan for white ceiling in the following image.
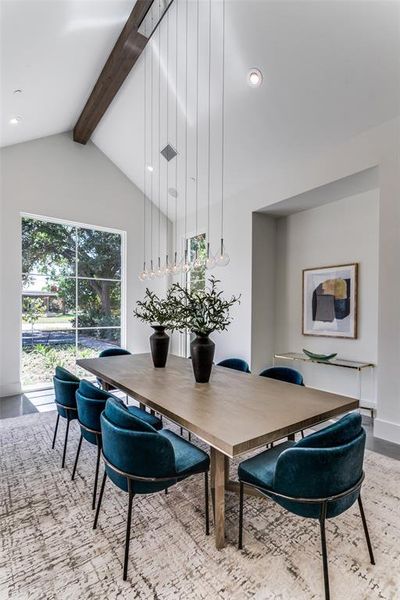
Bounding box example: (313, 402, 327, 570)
(1, 0, 399, 212)
(0, 0, 132, 147)
(92, 0, 400, 213)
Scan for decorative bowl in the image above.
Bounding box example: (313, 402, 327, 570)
(302, 349, 337, 361)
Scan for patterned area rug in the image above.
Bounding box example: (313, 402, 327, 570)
(0, 411, 399, 600)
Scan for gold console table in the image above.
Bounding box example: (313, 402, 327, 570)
(273, 352, 375, 418)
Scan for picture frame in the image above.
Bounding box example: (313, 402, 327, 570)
(302, 263, 358, 339)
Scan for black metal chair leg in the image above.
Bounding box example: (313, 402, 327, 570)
(238, 481, 244, 549)
(205, 471, 210, 536)
(92, 440, 101, 510)
(358, 496, 375, 565)
(188, 432, 192, 442)
(165, 487, 168, 495)
(123, 487, 134, 581)
(52, 414, 60, 449)
(71, 434, 83, 481)
(180, 427, 184, 436)
(301, 430, 305, 439)
(93, 472, 107, 530)
(61, 417, 70, 469)
(319, 502, 330, 600)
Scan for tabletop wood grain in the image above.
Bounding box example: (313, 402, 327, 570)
(77, 353, 358, 458)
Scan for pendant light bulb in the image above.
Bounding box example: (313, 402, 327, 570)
(149, 260, 156, 280)
(171, 252, 180, 275)
(138, 262, 148, 281)
(165, 255, 173, 275)
(216, 239, 230, 267)
(182, 249, 191, 273)
(206, 242, 216, 270)
(156, 257, 164, 278)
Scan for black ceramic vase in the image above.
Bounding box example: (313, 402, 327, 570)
(190, 332, 215, 383)
(150, 325, 170, 368)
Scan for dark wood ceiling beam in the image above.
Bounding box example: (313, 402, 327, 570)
(73, 0, 153, 145)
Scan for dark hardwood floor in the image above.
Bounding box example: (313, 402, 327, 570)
(1, 392, 399, 460)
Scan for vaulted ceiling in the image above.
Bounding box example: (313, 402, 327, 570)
(1, 0, 399, 211)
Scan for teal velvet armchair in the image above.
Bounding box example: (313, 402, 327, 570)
(237, 413, 374, 600)
(217, 358, 251, 373)
(52, 366, 80, 468)
(94, 397, 210, 581)
(73, 380, 162, 510)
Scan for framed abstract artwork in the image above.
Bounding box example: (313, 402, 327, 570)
(302, 263, 358, 338)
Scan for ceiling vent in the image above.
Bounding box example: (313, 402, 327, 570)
(161, 144, 177, 161)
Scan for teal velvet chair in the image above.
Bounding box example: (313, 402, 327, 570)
(97, 347, 131, 391)
(237, 413, 374, 600)
(217, 358, 251, 373)
(259, 366, 304, 386)
(260, 366, 305, 440)
(94, 397, 210, 581)
(72, 380, 162, 510)
(52, 366, 80, 468)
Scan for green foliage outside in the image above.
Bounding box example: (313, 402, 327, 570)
(22, 218, 122, 332)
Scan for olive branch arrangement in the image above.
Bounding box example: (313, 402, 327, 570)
(168, 276, 240, 335)
(134, 277, 240, 334)
(133, 288, 177, 328)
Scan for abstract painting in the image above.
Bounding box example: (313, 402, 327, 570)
(302, 263, 358, 338)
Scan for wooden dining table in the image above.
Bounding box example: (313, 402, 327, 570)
(77, 353, 359, 549)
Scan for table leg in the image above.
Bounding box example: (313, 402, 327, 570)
(210, 447, 226, 549)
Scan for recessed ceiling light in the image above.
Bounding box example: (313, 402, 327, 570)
(146, 165, 154, 172)
(10, 116, 22, 125)
(247, 68, 263, 88)
(13, 89, 23, 95)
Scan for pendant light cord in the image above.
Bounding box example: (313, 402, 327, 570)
(207, 0, 212, 254)
(158, 24, 161, 265)
(221, 0, 225, 242)
(195, 0, 200, 243)
(166, 8, 169, 266)
(143, 41, 147, 270)
(150, 10, 154, 268)
(184, 0, 188, 262)
(175, 0, 179, 263)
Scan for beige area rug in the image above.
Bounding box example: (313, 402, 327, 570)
(0, 411, 399, 600)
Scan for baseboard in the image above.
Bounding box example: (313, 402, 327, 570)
(374, 418, 400, 445)
(0, 381, 22, 398)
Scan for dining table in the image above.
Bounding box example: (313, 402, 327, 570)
(77, 353, 359, 549)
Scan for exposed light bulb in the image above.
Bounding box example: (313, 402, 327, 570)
(138, 263, 148, 281)
(149, 261, 156, 279)
(147, 165, 154, 172)
(156, 258, 164, 278)
(206, 254, 216, 270)
(215, 239, 230, 267)
(206, 242, 216, 270)
(165, 255, 173, 275)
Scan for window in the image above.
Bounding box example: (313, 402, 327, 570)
(187, 233, 207, 293)
(184, 233, 207, 357)
(21, 216, 124, 388)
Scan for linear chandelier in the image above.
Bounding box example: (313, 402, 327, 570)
(139, 0, 229, 281)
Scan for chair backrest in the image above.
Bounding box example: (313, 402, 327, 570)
(99, 347, 131, 358)
(53, 367, 79, 414)
(273, 413, 365, 519)
(101, 398, 176, 494)
(75, 380, 110, 444)
(260, 366, 304, 386)
(217, 358, 251, 373)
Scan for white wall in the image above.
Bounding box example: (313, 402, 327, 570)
(0, 132, 167, 397)
(273, 190, 379, 405)
(211, 118, 400, 444)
